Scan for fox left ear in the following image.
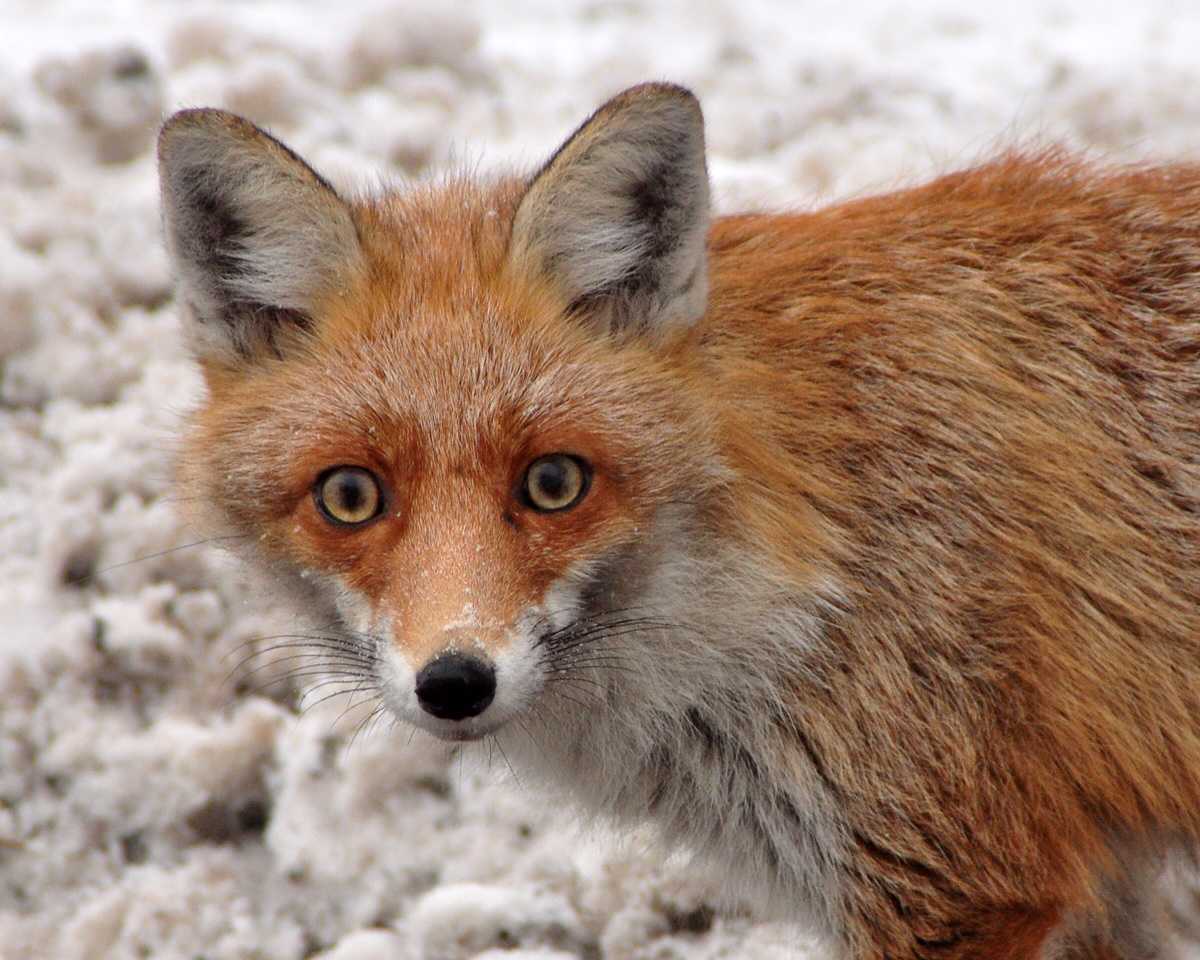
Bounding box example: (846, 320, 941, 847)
(508, 83, 710, 337)
(158, 109, 364, 366)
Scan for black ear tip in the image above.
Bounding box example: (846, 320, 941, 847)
(159, 108, 282, 158)
(159, 108, 227, 166)
(158, 110, 193, 161)
(614, 80, 699, 101)
(159, 107, 217, 140)
(604, 82, 703, 122)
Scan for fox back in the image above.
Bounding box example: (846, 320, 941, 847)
(158, 84, 1200, 960)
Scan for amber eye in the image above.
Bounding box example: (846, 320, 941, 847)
(521, 454, 590, 512)
(315, 466, 383, 526)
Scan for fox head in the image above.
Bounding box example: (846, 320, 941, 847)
(158, 84, 737, 745)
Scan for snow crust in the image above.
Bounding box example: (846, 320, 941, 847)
(3, 1, 1200, 957)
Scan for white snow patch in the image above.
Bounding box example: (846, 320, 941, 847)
(406, 882, 583, 960)
(310, 928, 409, 960)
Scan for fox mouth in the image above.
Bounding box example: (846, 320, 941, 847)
(441, 730, 478, 742)
(423, 722, 491, 743)
(405, 709, 515, 744)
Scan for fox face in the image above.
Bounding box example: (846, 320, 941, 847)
(161, 85, 847, 937)
(160, 84, 1200, 959)
(161, 90, 739, 743)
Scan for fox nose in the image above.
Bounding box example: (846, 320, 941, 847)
(415, 652, 497, 721)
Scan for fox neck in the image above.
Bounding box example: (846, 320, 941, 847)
(485, 515, 852, 945)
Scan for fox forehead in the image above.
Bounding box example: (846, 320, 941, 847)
(206, 284, 682, 491)
(221, 177, 662, 437)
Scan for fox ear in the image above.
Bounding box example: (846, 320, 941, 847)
(509, 83, 710, 337)
(157, 109, 363, 365)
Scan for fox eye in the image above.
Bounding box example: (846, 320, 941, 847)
(315, 466, 383, 526)
(522, 454, 590, 512)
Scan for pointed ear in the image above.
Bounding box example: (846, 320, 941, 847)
(508, 83, 710, 337)
(157, 109, 364, 365)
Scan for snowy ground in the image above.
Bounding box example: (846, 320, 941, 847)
(3, 1, 1200, 958)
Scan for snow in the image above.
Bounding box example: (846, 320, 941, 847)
(0, 0, 1198, 957)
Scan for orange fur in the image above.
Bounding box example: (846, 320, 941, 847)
(696, 155, 1200, 956)
(160, 87, 1200, 959)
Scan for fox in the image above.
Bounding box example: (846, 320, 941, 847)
(156, 82, 1200, 960)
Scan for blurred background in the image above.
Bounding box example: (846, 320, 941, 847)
(1, 1, 1199, 958)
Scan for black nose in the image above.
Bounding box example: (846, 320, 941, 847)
(415, 652, 497, 721)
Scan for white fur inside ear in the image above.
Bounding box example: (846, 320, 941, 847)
(158, 109, 363, 362)
(509, 83, 710, 336)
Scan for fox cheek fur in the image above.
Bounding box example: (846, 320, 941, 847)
(160, 84, 1200, 960)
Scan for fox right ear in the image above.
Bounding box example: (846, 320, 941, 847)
(508, 83, 710, 338)
(157, 109, 363, 365)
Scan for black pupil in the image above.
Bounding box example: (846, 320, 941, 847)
(535, 461, 570, 501)
(334, 472, 369, 514)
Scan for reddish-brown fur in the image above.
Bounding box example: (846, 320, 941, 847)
(166, 97, 1200, 959)
(696, 154, 1200, 956)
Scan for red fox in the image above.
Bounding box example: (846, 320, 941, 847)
(157, 83, 1200, 959)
